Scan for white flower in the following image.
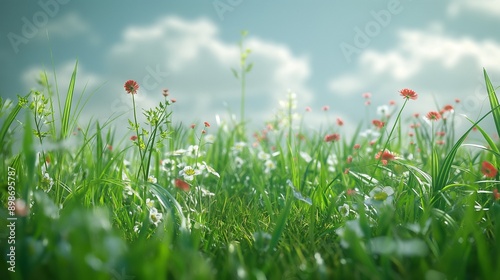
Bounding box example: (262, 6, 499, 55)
(365, 186, 395, 207)
(133, 222, 142, 233)
(300, 151, 312, 163)
(258, 151, 271, 161)
(377, 105, 390, 116)
(161, 158, 176, 172)
(232, 141, 247, 153)
(264, 160, 276, 173)
(234, 156, 244, 169)
(146, 198, 155, 209)
(147, 175, 157, 184)
(202, 161, 220, 178)
(123, 185, 134, 197)
(186, 145, 200, 157)
(149, 207, 163, 227)
(179, 165, 201, 181)
(204, 134, 216, 143)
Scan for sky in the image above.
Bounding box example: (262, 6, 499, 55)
(1, 0, 500, 141)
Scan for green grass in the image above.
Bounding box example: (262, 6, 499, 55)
(1, 63, 500, 280)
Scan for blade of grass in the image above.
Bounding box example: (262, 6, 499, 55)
(0, 93, 30, 146)
(60, 60, 78, 139)
(484, 68, 500, 138)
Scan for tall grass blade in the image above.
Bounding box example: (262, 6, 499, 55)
(60, 61, 78, 139)
(0, 94, 29, 146)
(484, 68, 500, 138)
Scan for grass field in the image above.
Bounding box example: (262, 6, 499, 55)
(1, 59, 500, 280)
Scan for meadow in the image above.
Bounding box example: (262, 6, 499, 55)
(1, 48, 500, 279)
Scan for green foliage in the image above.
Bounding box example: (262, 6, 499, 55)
(2, 65, 500, 280)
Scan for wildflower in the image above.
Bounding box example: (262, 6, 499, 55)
(362, 92, 371, 99)
(366, 186, 395, 206)
(123, 185, 134, 197)
(365, 101, 371, 106)
(442, 104, 454, 112)
(305, 106, 312, 112)
(146, 198, 155, 209)
(190, 124, 196, 129)
(147, 175, 157, 184)
(353, 144, 361, 149)
(201, 130, 206, 134)
(338, 203, 350, 217)
(482, 161, 497, 178)
(375, 150, 395, 165)
(493, 189, 500, 201)
(133, 222, 142, 233)
(179, 165, 201, 181)
(15, 199, 29, 216)
(124, 80, 139, 94)
(204, 121, 211, 127)
(455, 98, 461, 103)
(399, 88, 417, 100)
(258, 151, 271, 161)
(264, 160, 276, 173)
(436, 131, 445, 137)
(322, 105, 329, 111)
(162, 88, 169, 97)
(324, 133, 340, 142)
(232, 141, 247, 153)
(347, 156, 353, 164)
(149, 207, 163, 227)
(174, 178, 190, 191)
(413, 113, 420, 118)
(426, 111, 441, 121)
(336, 118, 344, 126)
(346, 189, 357, 196)
(389, 100, 396, 105)
(204, 134, 216, 143)
(202, 161, 220, 178)
(130, 135, 138, 141)
(377, 105, 390, 116)
(372, 119, 385, 129)
(170, 98, 176, 103)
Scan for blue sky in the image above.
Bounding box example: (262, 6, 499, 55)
(2, 0, 500, 139)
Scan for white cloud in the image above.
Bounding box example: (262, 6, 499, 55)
(327, 26, 500, 134)
(447, 1, 500, 17)
(104, 16, 313, 128)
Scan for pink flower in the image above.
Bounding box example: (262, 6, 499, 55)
(362, 92, 372, 99)
(336, 118, 344, 126)
(322, 105, 330, 111)
(130, 135, 138, 141)
(324, 133, 340, 142)
(399, 88, 417, 100)
(426, 111, 441, 121)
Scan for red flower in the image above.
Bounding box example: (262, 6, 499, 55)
(170, 98, 177, 103)
(426, 111, 441, 121)
(124, 80, 139, 94)
(375, 150, 395, 165)
(130, 135, 138, 141)
(336, 118, 344, 126)
(442, 104, 454, 112)
(324, 133, 340, 142)
(482, 161, 497, 178)
(175, 178, 190, 191)
(353, 144, 361, 149)
(372, 119, 385, 129)
(204, 121, 211, 128)
(399, 88, 418, 100)
(493, 189, 500, 201)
